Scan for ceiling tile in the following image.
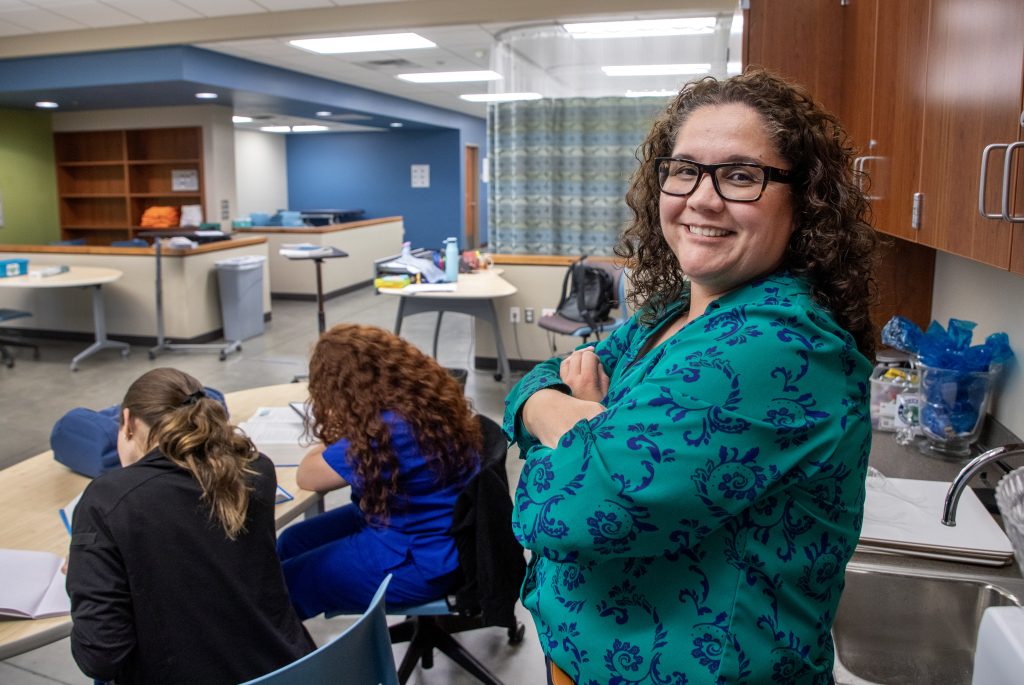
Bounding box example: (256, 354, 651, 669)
(102, 0, 203, 23)
(254, 0, 331, 10)
(175, 0, 266, 18)
(47, 1, 141, 28)
(0, 6, 85, 30)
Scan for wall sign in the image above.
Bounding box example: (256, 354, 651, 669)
(171, 169, 199, 192)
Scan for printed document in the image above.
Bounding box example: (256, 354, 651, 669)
(238, 407, 309, 466)
(0, 548, 71, 619)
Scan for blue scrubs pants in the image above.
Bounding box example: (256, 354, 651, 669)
(277, 503, 456, 620)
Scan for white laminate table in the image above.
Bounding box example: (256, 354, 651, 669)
(0, 266, 129, 371)
(377, 269, 518, 381)
(0, 382, 322, 660)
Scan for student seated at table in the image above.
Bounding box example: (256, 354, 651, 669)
(66, 368, 314, 685)
(277, 323, 481, 619)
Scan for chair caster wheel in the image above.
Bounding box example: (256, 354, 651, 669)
(219, 352, 227, 361)
(148, 351, 156, 360)
(121, 349, 130, 358)
(494, 373, 503, 381)
(508, 621, 525, 644)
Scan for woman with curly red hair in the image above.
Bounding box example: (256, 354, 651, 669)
(277, 323, 481, 618)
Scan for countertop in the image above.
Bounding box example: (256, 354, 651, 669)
(857, 428, 1024, 582)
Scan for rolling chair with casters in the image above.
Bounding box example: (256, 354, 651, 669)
(387, 414, 526, 684)
(241, 575, 398, 685)
(328, 415, 526, 684)
(537, 261, 629, 348)
(0, 309, 40, 368)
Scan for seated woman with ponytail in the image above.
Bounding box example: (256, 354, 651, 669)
(66, 368, 314, 685)
(277, 323, 481, 619)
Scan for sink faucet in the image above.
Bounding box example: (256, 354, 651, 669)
(941, 443, 1024, 526)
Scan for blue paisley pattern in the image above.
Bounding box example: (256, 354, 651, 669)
(505, 273, 872, 684)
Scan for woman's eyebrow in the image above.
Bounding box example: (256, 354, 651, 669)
(669, 152, 770, 164)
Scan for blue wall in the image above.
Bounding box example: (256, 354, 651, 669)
(287, 127, 487, 250)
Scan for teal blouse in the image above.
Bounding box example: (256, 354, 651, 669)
(505, 273, 872, 684)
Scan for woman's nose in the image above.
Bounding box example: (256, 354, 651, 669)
(687, 173, 724, 209)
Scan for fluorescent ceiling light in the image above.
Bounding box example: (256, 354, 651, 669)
(290, 33, 436, 54)
(397, 70, 501, 84)
(260, 126, 292, 133)
(315, 111, 332, 116)
(291, 125, 328, 133)
(390, 122, 404, 128)
(35, 101, 58, 108)
(625, 89, 677, 98)
(602, 63, 711, 77)
(232, 116, 253, 123)
(195, 92, 218, 99)
(460, 92, 542, 103)
(563, 17, 716, 39)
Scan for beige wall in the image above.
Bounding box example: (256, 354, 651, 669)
(235, 129, 288, 218)
(0, 241, 270, 340)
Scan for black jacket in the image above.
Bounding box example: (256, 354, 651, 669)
(448, 415, 526, 627)
(67, 450, 313, 685)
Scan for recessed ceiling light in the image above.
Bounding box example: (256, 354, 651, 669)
(602, 64, 711, 77)
(260, 126, 292, 133)
(291, 125, 329, 133)
(389, 122, 404, 128)
(460, 93, 542, 103)
(232, 116, 253, 123)
(290, 33, 436, 54)
(563, 17, 717, 39)
(315, 111, 332, 117)
(195, 92, 218, 99)
(625, 89, 678, 98)
(397, 70, 501, 84)
(34, 101, 59, 109)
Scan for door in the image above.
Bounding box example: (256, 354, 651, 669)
(464, 145, 480, 249)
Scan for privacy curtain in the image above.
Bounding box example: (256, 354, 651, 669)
(488, 97, 666, 256)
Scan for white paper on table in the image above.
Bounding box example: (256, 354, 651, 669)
(0, 548, 71, 619)
(238, 407, 308, 466)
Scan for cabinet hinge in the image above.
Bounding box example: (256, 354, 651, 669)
(911, 193, 923, 230)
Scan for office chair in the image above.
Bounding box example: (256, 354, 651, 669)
(241, 575, 398, 685)
(386, 414, 526, 684)
(0, 309, 40, 368)
(537, 261, 629, 346)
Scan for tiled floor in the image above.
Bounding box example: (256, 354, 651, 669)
(0, 286, 544, 684)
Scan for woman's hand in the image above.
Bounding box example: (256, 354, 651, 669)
(522, 388, 605, 449)
(296, 444, 349, 493)
(559, 347, 610, 403)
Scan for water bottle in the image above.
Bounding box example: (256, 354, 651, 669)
(401, 241, 412, 260)
(444, 237, 459, 283)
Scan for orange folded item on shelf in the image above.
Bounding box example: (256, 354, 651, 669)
(140, 205, 180, 228)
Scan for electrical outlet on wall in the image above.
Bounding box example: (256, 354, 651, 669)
(524, 307, 535, 324)
(509, 306, 521, 324)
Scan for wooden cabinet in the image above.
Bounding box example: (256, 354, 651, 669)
(54, 127, 204, 245)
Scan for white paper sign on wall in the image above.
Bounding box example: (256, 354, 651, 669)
(411, 164, 430, 188)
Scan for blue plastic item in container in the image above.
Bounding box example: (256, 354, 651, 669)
(280, 211, 303, 227)
(250, 212, 271, 226)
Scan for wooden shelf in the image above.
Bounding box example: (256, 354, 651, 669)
(54, 127, 204, 245)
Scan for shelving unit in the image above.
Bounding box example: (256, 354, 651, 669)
(54, 127, 204, 245)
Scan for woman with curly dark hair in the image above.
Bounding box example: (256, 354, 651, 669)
(506, 68, 879, 684)
(277, 323, 481, 618)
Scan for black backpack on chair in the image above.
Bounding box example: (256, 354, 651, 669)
(555, 256, 617, 334)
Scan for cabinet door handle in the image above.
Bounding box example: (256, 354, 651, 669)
(1001, 141, 1024, 223)
(860, 156, 883, 201)
(979, 143, 1009, 219)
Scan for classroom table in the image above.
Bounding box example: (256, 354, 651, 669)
(0, 382, 321, 660)
(0, 265, 129, 371)
(377, 269, 517, 381)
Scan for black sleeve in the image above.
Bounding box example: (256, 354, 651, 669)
(66, 490, 136, 682)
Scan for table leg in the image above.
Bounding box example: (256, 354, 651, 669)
(485, 300, 511, 382)
(393, 298, 407, 335)
(315, 258, 326, 335)
(432, 311, 444, 359)
(70, 285, 130, 371)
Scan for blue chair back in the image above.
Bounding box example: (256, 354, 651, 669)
(240, 575, 398, 685)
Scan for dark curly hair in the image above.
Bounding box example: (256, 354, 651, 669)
(306, 324, 481, 522)
(619, 68, 879, 357)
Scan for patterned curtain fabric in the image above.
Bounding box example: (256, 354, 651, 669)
(488, 97, 666, 256)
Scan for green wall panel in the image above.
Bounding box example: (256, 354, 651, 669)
(0, 109, 59, 244)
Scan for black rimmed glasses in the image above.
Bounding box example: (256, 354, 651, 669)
(655, 157, 794, 202)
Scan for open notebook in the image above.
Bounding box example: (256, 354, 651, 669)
(0, 548, 70, 619)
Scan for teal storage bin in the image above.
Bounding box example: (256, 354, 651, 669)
(0, 258, 28, 278)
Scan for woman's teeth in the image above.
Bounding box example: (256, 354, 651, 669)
(688, 225, 728, 237)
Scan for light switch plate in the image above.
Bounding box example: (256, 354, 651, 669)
(411, 164, 430, 188)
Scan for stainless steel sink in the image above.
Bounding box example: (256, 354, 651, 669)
(832, 562, 1024, 685)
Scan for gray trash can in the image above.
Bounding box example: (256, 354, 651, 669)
(215, 255, 266, 341)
